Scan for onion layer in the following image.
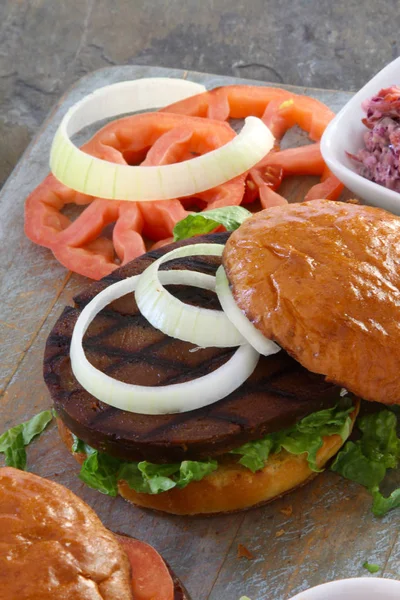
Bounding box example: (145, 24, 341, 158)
(135, 243, 245, 347)
(215, 265, 280, 356)
(70, 269, 259, 415)
(50, 78, 275, 201)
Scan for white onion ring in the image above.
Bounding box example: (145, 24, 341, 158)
(50, 78, 274, 201)
(215, 266, 281, 356)
(70, 269, 259, 415)
(135, 243, 245, 347)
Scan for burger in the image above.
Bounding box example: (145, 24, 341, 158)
(43, 198, 399, 516)
(0, 467, 189, 599)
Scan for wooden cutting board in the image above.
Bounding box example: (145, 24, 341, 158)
(1, 65, 398, 600)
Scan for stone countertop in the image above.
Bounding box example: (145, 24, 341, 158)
(0, 0, 397, 186)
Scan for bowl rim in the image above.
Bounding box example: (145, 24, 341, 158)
(320, 56, 400, 205)
(288, 576, 400, 600)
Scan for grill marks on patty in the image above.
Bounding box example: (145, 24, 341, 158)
(44, 233, 343, 463)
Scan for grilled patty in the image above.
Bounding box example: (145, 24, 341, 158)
(44, 233, 344, 463)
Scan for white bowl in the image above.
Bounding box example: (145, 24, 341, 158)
(288, 577, 400, 600)
(320, 56, 400, 214)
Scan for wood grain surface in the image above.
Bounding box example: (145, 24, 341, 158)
(1, 65, 399, 600)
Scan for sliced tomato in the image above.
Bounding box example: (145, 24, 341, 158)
(250, 164, 283, 191)
(84, 112, 235, 159)
(163, 85, 293, 120)
(141, 125, 194, 165)
(159, 90, 213, 118)
(114, 533, 174, 600)
(26, 85, 344, 279)
(221, 85, 293, 119)
(259, 185, 288, 209)
(113, 203, 147, 265)
(164, 85, 340, 209)
(241, 178, 259, 204)
(197, 174, 246, 210)
(163, 85, 334, 140)
(139, 199, 187, 240)
(136, 124, 245, 237)
(24, 174, 92, 248)
(151, 236, 174, 250)
(261, 143, 325, 175)
(50, 200, 146, 280)
(261, 95, 335, 142)
(25, 112, 241, 279)
(305, 171, 344, 201)
(247, 144, 341, 205)
(261, 98, 291, 141)
(137, 127, 190, 240)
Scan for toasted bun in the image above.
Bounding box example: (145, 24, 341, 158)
(224, 200, 400, 405)
(0, 467, 133, 600)
(0, 467, 189, 599)
(58, 400, 359, 515)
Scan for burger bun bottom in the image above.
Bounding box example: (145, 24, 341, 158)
(57, 401, 359, 515)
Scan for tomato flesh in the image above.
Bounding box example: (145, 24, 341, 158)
(114, 533, 174, 600)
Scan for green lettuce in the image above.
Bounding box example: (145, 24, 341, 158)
(372, 488, 400, 517)
(71, 433, 94, 455)
(331, 410, 400, 516)
(363, 562, 380, 574)
(0, 410, 53, 470)
(119, 462, 180, 494)
(230, 400, 354, 473)
(74, 400, 354, 496)
(75, 442, 218, 497)
(79, 451, 121, 497)
(173, 206, 251, 241)
(230, 438, 275, 472)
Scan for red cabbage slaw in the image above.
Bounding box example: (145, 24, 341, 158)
(349, 86, 400, 191)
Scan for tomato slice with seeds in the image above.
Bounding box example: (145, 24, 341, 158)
(24, 113, 242, 279)
(164, 85, 343, 205)
(25, 84, 344, 280)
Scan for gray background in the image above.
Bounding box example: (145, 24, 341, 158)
(0, 0, 397, 185)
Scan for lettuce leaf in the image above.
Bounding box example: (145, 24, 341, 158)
(331, 409, 400, 516)
(78, 446, 218, 496)
(79, 451, 121, 496)
(0, 410, 53, 470)
(173, 206, 251, 241)
(119, 462, 180, 494)
(372, 488, 400, 517)
(230, 438, 275, 472)
(358, 410, 400, 468)
(4, 431, 26, 470)
(230, 400, 354, 473)
(277, 432, 325, 473)
(331, 441, 386, 489)
(363, 562, 380, 574)
(176, 459, 218, 488)
(71, 433, 95, 455)
(74, 400, 353, 495)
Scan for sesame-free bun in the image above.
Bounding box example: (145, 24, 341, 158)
(224, 200, 400, 405)
(0, 467, 133, 599)
(57, 401, 359, 516)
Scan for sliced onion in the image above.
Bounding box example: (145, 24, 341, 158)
(50, 78, 275, 201)
(70, 269, 259, 415)
(215, 265, 281, 356)
(135, 243, 245, 347)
